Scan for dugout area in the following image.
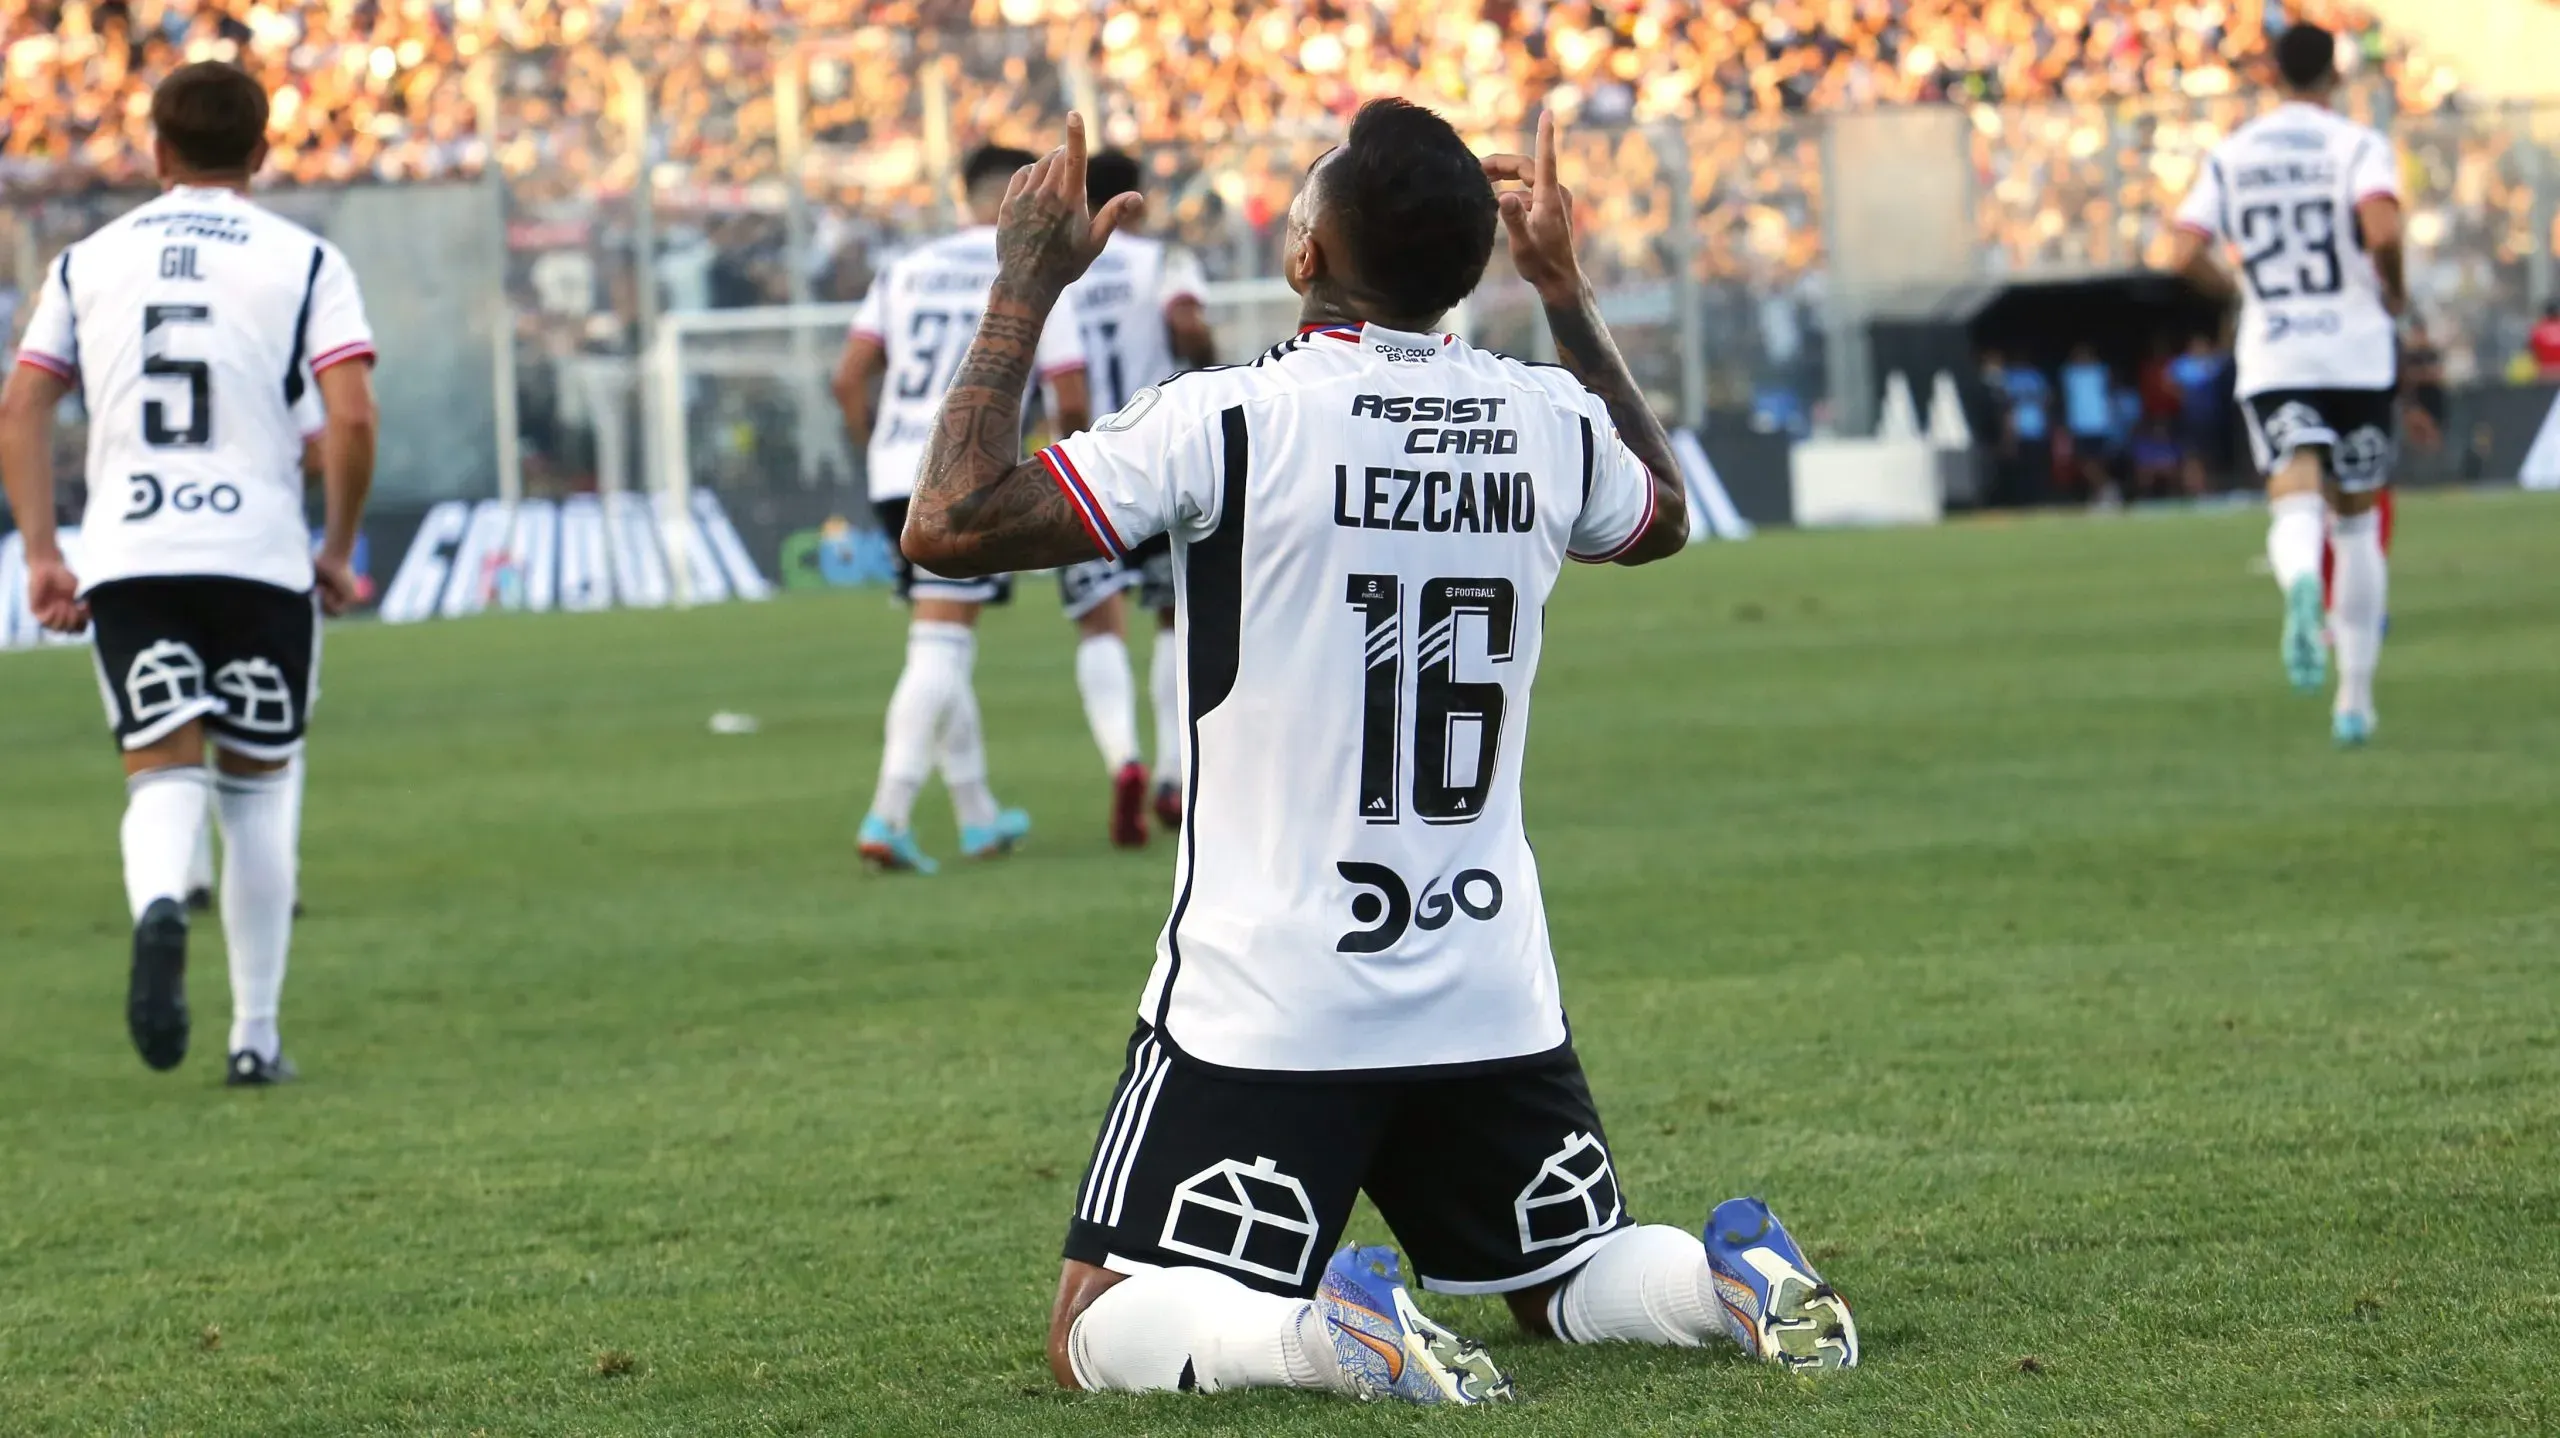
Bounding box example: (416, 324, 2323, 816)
(1867, 271, 2230, 463)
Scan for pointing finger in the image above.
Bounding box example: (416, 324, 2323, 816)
(1535, 109, 1559, 200)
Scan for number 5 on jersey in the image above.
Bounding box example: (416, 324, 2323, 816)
(142, 303, 213, 446)
(1346, 573, 1518, 826)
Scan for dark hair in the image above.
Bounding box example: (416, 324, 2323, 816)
(2274, 23, 2337, 91)
(151, 61, 269, 175)
(1324, 99, 1496, 320)
(962, 144, 1038, 195)
(1086, 149, 1143, 213)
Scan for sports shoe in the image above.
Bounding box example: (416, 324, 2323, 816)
(1153, 780, 1183, 832)
(225, 1050, 298, 1087)
(2281, 574, 2328, 693)
(1110, 761, 1149, 848)
(2333, 709, 2376, 748)
(1702, 1197, 1859, 1371)
(1316, 1244, 1516, 1405)
(127, 897, 190, 1072)
(184, 886, 213, 913)
(857, 814, 938, 875)
(959, 807, 1032, 859)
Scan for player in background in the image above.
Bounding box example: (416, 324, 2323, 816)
(1055, 148, 1218, 845)
(0, 61, 377, 1085)
(902, 108, 1856, 1405)
(833, 145, 1091, 873)
(2164, 23, 2404, 746)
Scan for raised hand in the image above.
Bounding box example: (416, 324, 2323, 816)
(993, 113, 1146, 306)
(1481, 111, 1582, 305)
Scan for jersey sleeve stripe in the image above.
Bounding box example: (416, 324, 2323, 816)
(2353, 188, 2400, 207)
(1038, 358, 1087, 379)
(309, 340, 376, 373)
(850, 328, 885, 345)
(2172, 218, 2218, 238)
(15, 350, 76, 381)
(1037, 445, 1125, 559)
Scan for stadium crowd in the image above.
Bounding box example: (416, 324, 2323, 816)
(0, 1, 2544, 463)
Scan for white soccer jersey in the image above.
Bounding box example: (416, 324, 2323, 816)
(2175, 101, 2401, 395)
(1039, 323, 1657, 1074)
(17, 185, 374, 595)
(848, 226, 1087, 502)
(1061, 232, 1208, 416)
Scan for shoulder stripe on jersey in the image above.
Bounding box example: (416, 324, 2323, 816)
(283, 244, 324, 406)
(55, 248, 77, 359)
(1037, 445, 1126, 560)
(1577, 413, 1594, 508)
(1156, 404, 1251, 1034)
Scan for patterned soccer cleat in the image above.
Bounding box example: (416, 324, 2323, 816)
(2281, 574, 2329, 693)
(226, 1050, 298, 1087)
(127, 897, 191, 1072)
(857, 814, 939, 875)
(1110, 761, 1150, 849)
(1702, 1197, 1859, 1371)
(1316, 1245, 1516, 1405)
(2332, 710, 2375, 748)
(959, 807, 1033, 859)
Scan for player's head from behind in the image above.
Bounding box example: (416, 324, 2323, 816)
(151, 60, 269, 186)
(1086, 148, 1145, 224)
(961, 143, 1040, 226)
(1284, 99, 1497, 330)
(2272, 22, 2338, 99)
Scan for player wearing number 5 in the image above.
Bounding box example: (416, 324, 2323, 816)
(0, 61, 377, 1086)
(902, 106, 1857, 1405)
(2164, 23, 2405, 746)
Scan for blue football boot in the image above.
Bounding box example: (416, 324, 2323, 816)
(1702, 1197, 1859, 1371)
(1316, 1245, 1515, 1404)
(959, 807, 1032, 860)
(856, 814, 938, 875)
(2281, 574, 2329, 693)
(2332, 709, 2375, 748)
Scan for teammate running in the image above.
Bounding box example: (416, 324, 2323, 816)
(2165, 22, 2405, 745)
(1054, 148, 1218, 846)
(833, 145, 1090, 873)
(0, 61, 378, 1085)
(901, 106, 1858, 1403)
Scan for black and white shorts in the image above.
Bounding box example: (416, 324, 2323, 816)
(2241, 388, 2397, 493)
(1057, 537, 1175, 621)
(86, 576, 320, 760)
(870, 498, 1012, 607)
(1063, 1024, 1633, 1298)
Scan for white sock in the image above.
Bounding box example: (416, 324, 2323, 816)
(2266, 491, 2326, 592)
(870, 621, 972, 828)
(1067, 1265, 1345, 1394)
(1149, 630, 1182, 787)
(186, 801, 216, 895)
(122, 766, 214, 921)
(214, 767, 296, 1062)
(1545, 1224, 1731, 1348)
(1075, 632, 1142, 772)
(2329, 509, 2388, 719)
(938, 682, 999, 831)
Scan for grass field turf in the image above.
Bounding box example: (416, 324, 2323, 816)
(2, 489, 2556, 1436)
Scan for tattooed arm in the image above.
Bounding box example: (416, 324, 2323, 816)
(904, 116, 1144, 577)
(1543, 279, 1688, 563)
(1484, 113, 1688, 564)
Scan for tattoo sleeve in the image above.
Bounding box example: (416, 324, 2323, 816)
(1542, 279, 1688, 562)
(903, 289, 1105, 576)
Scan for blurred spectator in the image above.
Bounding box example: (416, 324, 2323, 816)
(2061, 343, 2115, 498)
(2168, 334, 2233, 493)
(2528, 300, 2560, 381)
(1986, 347, 2054, 506)
(2400, 318, 2446, 456)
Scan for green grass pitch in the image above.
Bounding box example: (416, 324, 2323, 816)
(3, 490, 2556, 1435)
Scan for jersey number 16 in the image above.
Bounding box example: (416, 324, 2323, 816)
(1345, 574, 1517, 826)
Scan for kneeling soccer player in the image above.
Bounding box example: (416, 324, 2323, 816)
(898, 107, 1859, 1402)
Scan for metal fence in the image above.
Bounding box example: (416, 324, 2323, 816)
(5, 34, 2557, 517)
